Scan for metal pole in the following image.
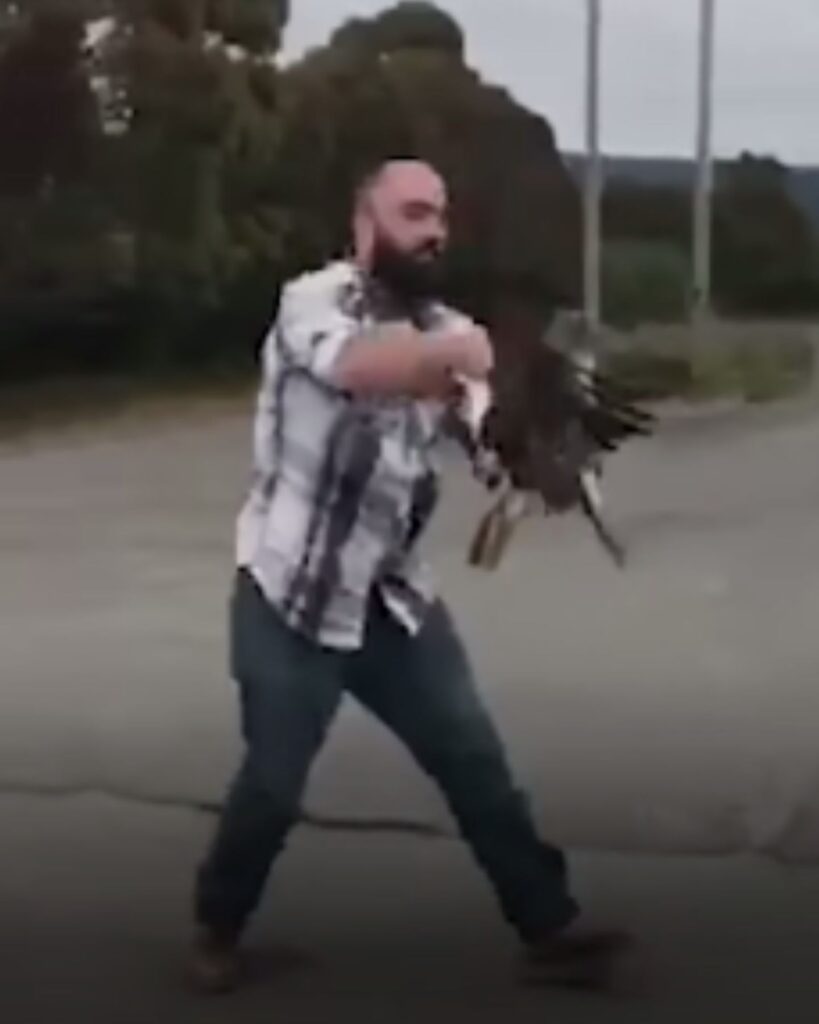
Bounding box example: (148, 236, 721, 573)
(693, 0, 716, 325)
(583, 0, 602, 332)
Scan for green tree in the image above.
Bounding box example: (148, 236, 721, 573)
(713, 153, 819, 314)
(0, 6, 99, 195)
(101, 0, 290, 365)
(0, 0, 586, 384)
(604, 179, 690, 251)
(207, 0, 289, 53)
(276, 2, 581, 327)
(600, 154, 819, 321)
(330, 1, 464, 59)
(602, 240, 689, 328)
(0, 0, 292, 380)
(0, 3, 123, 380)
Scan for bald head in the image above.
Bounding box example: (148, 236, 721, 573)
(356, 160, 447, 215)
(352, 160, 449, 300)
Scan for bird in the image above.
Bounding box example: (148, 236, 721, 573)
(450, 298, 655, 571)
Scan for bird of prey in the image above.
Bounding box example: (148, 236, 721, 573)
(449, 303, 655, 571)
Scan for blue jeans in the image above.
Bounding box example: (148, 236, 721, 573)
(194, 569, 578, 945)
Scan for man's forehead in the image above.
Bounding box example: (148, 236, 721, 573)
(373, 161, 447, 207)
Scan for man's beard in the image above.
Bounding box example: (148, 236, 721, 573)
(369, 236, 445, 306)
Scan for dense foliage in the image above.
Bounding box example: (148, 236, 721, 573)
(0, 1, 815, 384)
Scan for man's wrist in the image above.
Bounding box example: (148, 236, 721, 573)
(423, 331, 462, 378)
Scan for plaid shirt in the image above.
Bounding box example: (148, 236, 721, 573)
(236, 260, 483, 651)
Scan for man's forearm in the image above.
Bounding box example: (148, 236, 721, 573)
(330, 324, 459, 399)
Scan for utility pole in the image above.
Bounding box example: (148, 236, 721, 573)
(578, 0, 605, 513)
(692, 0, 716, 326)
(583, 0, 603, 333)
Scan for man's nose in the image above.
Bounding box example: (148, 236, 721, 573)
(427, 222, 447, 247)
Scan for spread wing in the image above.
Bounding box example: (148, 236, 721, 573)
(450, 305, 655, 567)
(482, 336, 653, 512)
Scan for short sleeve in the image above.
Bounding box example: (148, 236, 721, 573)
(429, 303, 477, 338)
(273, 271, 362, 386)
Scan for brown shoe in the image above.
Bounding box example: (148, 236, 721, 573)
(521, 923, 634, 992)
(187, 927, 242, 994)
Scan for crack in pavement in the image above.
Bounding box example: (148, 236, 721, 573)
(0, 781, 450, 839)
(5, 782, 819, 866)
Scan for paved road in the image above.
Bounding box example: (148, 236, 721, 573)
(4, 793, 819, 1023)
(3, 396, 819, 859)
(2, 395, 819, 1020)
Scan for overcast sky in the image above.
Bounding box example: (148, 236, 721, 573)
(281, 0, 819, 166)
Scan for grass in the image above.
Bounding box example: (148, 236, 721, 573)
(1, 320, 816, 445)
(0, 365, 256, 444)
(601, 321, 817, 406)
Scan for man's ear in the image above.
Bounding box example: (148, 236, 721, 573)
(352, 209, 374, 265)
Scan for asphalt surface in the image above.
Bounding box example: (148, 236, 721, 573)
(3, 394, 819, 1020)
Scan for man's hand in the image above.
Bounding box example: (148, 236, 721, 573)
(437, 326, 494, 381)
(413, 326, 494, 401)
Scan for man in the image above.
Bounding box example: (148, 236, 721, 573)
(189, 160, 630, 993)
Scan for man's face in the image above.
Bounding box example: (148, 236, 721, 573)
(357, 163, 450, 302)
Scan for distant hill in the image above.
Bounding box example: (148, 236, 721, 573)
(562, 153, 819, 231)
(789, 168, 819, 230)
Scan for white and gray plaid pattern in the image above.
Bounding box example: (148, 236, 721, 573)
(236, 260, 482, 650)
